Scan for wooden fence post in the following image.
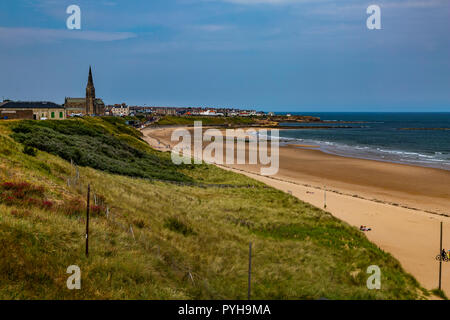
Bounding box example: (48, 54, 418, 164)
(248, 242, 252, 300)
(86, 184, 90, 257)
(130, 225, 135, 240)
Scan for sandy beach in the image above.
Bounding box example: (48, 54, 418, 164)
(142, 126, 450, 295)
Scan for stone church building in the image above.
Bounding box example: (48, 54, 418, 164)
(64, 67, 105, 116)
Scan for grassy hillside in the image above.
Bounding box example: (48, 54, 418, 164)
(10, 117, 190, 182)
(0, 117, 427, 299)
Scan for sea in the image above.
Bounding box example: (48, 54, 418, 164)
(273, 112, 450, 171)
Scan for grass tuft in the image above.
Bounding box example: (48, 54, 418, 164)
(164, 217, 196, 236)
(431, 288, 448, 300)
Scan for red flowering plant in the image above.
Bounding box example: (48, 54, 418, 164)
(0, 181, 52, 211)
(90, 205, 106, 217)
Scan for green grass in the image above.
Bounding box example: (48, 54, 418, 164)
(10, 117, 191, 182)
(0, 117, 428, 299)
(154, 115, 258, 126)
(431, 288, 448, 300)
(164, 217, 197, 236)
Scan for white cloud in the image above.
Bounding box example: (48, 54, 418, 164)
(219, 0, 317, 4)
(192, 24, 234, 32)
(0, 27, 136, 45)
(381, 0, 448, 8)
(219, 0, 446, 6)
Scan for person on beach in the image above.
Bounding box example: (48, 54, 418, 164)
(442, 249, 447, 260)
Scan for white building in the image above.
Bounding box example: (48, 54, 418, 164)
(200, 109, 222, 116)
(111, 106, 130, 117)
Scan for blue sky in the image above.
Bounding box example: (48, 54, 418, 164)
(0, 0, 449, 112)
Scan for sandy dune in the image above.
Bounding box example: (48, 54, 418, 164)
(142, 126, 450, 295)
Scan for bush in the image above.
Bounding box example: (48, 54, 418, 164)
(60, 198, 85, 217)
(90, 205, 105, 217)
(41, 200, 53, 210)
(10, 209, 32, 218)
(431, 288, 448, 300)
(11, 119, 192, 182)
(23, 145, 37, 156)
(164, 217, 196, 236)
(134, 219, 146, 229)
(0, 181, 52, 210)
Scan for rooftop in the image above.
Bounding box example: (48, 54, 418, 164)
(65, 98, 105, 104)
(0, 101, 63, 109)
(65, 98, 85, 103)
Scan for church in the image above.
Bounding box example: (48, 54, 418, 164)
(64, 66, 105, 116)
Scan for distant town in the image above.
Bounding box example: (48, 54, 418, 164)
(0, 66, 273, 122)
(108, 104, 270, 118)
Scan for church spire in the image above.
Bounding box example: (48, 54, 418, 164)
(86, 66, 96, 114)
(87, 65, 94, 86)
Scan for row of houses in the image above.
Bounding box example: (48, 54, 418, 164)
(0, 99, 269, 121)
(0, 100, 67, 120)
(179, 107, 263, 117)
(104, 105, 266, 118)
(191, 109, 262, 117)
(0, 67, 105, 121)
(105, 106, 176, 117)
(1, 66, 271, 121)
(0, 97, 107, 121)
(1, 64, 266, 121)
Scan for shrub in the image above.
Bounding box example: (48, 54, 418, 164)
(90, 205, 105, 217)
(60, 198, 85, 217)
(431, 288, 448, 300)
(23, 145, 37, 156)
(1, 181, 44, 196)
(11, 119, 191, 182)
(164, 217, 196, 236)
(10, 209, 32, 218)
(134, 219, 146, 229)
(0, 181, 51, 210)
(41, 200, 53, 210)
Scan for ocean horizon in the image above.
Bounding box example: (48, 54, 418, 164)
(274, 112, 450, 171)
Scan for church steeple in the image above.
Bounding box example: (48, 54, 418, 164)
(86, 66, 96, 114)
(87, 66, 94, 86)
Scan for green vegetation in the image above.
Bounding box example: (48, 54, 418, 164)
(164, 217, 197, 236)
(431, 288, 448, 300)
(155, 115, 258, 126)
(11, 117, 190, 182)
(123, 115, 147, 122)
(23, 145, 37, 157)
(0, 117, 427, 299)
(154, 114, 322, 126)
